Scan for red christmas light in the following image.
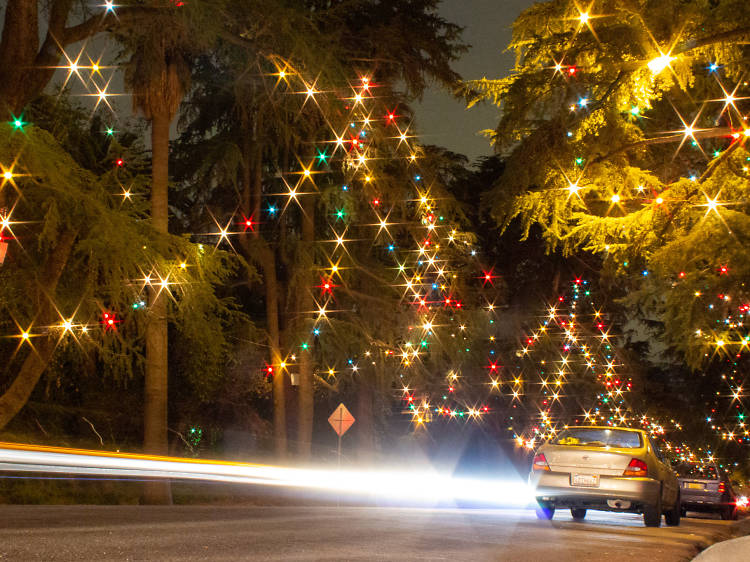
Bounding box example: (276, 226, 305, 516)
(241, 216, 255, 232)
(318, 277, 336, 296)
(101, 311, 119, 331)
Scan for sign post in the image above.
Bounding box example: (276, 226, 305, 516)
(328, 403, 355, 469)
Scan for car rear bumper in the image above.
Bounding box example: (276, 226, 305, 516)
(682, 500, 734, 512)
(529, 470, 661, 510)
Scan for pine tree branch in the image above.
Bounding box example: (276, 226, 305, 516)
(314, 374, 339, 392)
(680, 26, 750, 53)
(592, 127, 734, 164)
(60, 7, 163, 47)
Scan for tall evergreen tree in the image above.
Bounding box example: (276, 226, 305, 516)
(467, 0, 750, 367)
(173, 0, 467, 459)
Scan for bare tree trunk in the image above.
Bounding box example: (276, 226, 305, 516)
(238, 137, 287, 459)
(259, 246, 286, 459)
(297, 351, 313, 459)
(0, 229, 77, 429)
(142, 112, 172, 504)
(296, 195, 315, 460)
(0, 0, 39, 113)
(356, 377, 375, 463)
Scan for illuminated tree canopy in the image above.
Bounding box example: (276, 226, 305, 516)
(468, 0, 750, 366)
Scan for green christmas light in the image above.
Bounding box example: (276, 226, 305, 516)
(9, 113, 27, 131)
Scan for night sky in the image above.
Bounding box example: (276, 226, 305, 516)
(414, 0, 535, 163)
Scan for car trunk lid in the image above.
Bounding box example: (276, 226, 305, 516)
(681, 477, 721, 500)
(543, 444, 640, 476)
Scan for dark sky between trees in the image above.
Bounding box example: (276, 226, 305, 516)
(415, 0, 535, 163)
(31, 1, 533, 162)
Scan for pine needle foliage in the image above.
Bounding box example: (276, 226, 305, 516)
(465, 0, 750, 366)
(0, 98, 242, 399)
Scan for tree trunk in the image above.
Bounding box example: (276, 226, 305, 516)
(357, 371, 375, 463)
(296, 333, 314, 460)
(142, 112, 172, 504)
(0, 229, 77, 429)
(0, 0, 39, 113)
(259, 246, 286, 459)
(238, 150, 286, 459)
(296, 195, 315, 460)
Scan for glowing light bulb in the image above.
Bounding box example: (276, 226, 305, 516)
(648, 54, 674, 75)
(611, 194, 620, 203)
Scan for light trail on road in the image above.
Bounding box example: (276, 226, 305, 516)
(0, 442, 534, 507)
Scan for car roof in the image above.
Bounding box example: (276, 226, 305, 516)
(562, 426, 643, 433)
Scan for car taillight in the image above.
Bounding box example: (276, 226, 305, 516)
(719, 482, 726, 494)
(532, 453, 550, 471)
(737, 495, 748, 508)
(623, 458, 648, 477)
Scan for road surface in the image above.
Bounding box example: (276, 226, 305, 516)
(0, 505, 736, 561)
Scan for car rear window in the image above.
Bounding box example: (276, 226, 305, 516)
(553, 428, 643, 449)
(676, 463, 719, 480)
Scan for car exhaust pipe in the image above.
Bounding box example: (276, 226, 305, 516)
(607, 499, 631, 509)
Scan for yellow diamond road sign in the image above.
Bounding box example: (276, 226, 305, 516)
(328, 403, 355, 437)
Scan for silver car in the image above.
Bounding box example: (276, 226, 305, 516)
(529, 426, 680, 527)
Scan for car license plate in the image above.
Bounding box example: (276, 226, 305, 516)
(686, 483, 704, 490)
(571, 473, 599, 487)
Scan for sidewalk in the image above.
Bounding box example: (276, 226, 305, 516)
(693, 517, 750, 561)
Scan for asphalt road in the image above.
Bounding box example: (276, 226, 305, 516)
(0, 505, 736, 561)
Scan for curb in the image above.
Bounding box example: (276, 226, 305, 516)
(692, 517, 750, 561)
